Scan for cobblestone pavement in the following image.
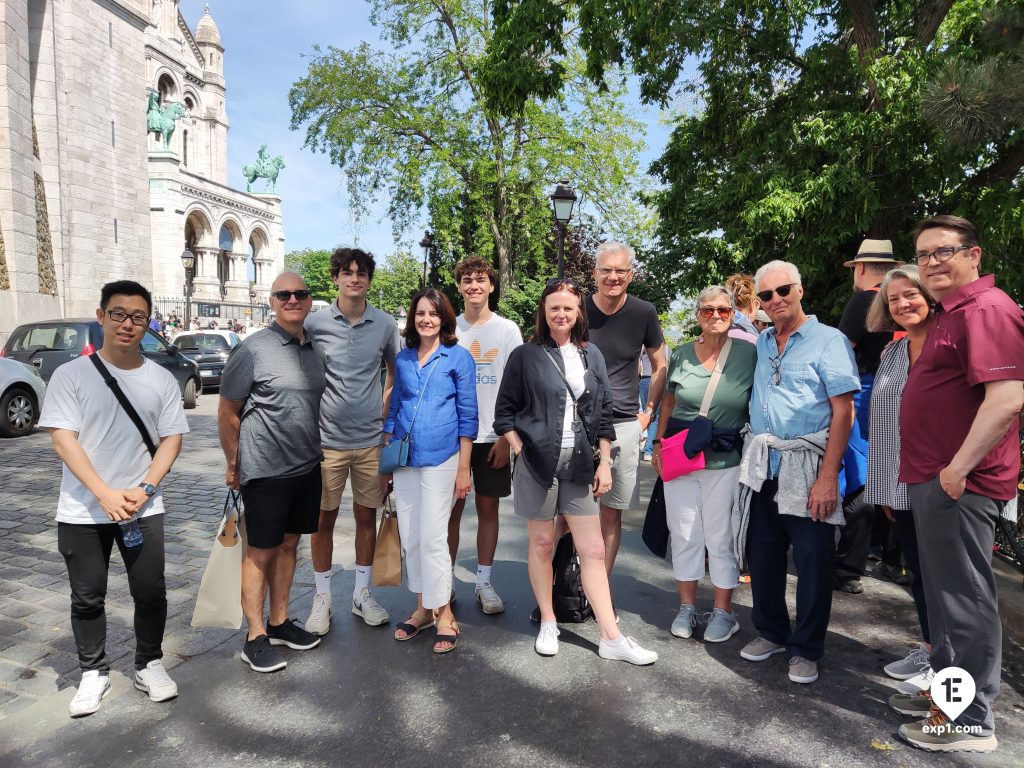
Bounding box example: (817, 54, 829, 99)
(0, 394, 356, 719)
(2, 394, 1024, 768)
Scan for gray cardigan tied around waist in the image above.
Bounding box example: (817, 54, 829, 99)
(731, 427, 844, 570)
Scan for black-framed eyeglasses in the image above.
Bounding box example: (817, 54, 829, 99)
(106, 309, 149, 327)
(698, 307, 733, 319)
(271, 289, 311, 301)
(756, 283, 797, 304)
(769, 356, 783, 385)
(914, 245, 970, 266)
(546, 277, 580, 290)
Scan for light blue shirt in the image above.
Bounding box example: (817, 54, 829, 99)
(750, 316, 859, 476)
(383, 344, 478, 467)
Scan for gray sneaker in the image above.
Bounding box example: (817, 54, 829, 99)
(884, 645, 930, 680)
(703, 608, 739, 643)
(475, 583, 505, 615)
(670, 604, 696, 639)
(788, 656, 819, 684)
(740, 636, 785, 661)
(896, 666, 935, 695)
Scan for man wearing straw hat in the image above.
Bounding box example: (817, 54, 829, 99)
(834, 239, 903, 595)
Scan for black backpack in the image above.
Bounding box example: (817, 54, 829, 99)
(552, 532, 594, 623)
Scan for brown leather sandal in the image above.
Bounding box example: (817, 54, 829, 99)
(433, 616, 460, 654)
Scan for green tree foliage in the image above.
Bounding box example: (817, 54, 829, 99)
(486, 0, 1024, 317)
(283, 248, 333, 301)
(289, 0, 648, 300)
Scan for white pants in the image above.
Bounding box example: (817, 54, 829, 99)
(663, 465, 740, 588)
(393, 453, 458, 609)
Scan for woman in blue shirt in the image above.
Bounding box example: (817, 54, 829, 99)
(381, 289, 478, 653)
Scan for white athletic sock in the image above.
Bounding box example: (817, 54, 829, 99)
(476, 564, 493, 586)
(314, 570, 332, 596)
(353, 564, 371, 599)
(607, 633, 628, 646)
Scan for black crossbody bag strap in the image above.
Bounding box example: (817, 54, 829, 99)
(89, 353, 158, 458)
(542, 347, 595, 446)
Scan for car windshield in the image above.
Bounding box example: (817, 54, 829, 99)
(177, 334, 231, 351)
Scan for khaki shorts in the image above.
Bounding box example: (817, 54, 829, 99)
(320, 446, 385, 511)
(513, 447, 598, 521)
(603, 418, 642, 510)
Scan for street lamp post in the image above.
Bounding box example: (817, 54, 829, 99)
(180, 248, 195, 329)
(419, 230, 434, 288)
(549, 180, 577, 278)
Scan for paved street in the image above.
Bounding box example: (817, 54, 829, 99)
(1, 393, 1023, 767)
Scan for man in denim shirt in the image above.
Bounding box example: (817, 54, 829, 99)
(738, 260, 859, 685)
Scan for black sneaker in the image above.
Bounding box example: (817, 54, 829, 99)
(267, 618, 321, 650)
(241, 635, 287, 673)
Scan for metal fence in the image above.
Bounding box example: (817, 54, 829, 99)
(152, 296, 272, 329)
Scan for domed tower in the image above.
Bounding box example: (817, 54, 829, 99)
(195, 4, 228, 184)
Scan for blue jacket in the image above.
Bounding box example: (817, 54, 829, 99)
(383, 344, 478, 467)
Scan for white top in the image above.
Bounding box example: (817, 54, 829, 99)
(559, 342, 586, 448)
(38, 355, 190, 524)
(456, 313, 523, 443)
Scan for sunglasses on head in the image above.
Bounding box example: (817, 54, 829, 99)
(698, 307, 733, 319)
(756, 283, 797, 303)
(546, 277, 580, 290)
(271, 289, 311, 301)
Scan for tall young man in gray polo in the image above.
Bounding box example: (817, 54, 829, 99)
(304, 248, 399, 634)
(889, 215, 1023, 753)
(584, 242, 667, 585)
(219, 272, 326, 673)
(449, 256, 522, 613)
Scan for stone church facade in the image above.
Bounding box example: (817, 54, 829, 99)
(0, 0, 283, 340)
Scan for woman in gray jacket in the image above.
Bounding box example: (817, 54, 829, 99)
(494, 278, 657, 665)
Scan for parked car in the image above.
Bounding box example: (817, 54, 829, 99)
(172, 330, 241, 390)
(0, 358, 47, 437)
(1, 319, 201, 408)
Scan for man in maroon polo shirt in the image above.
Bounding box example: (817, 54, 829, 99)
(891, 215, 1024, 754)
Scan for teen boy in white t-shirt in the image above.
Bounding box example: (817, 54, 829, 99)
(449, 257, 523, 613)
(39, 280, 189, 718)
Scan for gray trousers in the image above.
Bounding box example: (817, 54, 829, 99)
(908, 477, 1003, 734)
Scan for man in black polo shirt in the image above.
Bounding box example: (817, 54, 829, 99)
(584, 242, 666, 586)
(834, 239, 900, 593)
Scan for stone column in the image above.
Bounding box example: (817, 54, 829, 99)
(191, 246, 221, 299)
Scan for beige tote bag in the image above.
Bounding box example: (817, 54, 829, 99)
(191, 491, 245, 629)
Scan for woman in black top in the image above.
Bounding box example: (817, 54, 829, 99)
(494, 279, 658, 665)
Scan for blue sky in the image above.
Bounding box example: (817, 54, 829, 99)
(180, 1, 673, 257)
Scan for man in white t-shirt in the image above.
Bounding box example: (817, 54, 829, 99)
(449, 257, 523, 613)
(39, 280, 189, 718)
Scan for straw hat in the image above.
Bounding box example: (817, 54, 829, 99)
(842, 238, 901, 268)
(754, 309, 771, 324)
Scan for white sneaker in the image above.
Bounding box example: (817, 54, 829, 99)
(475, 582, 505, 615)
(352, 587, 390, 626)
(598, 635, 658, 665)
(134, 659, 178, 702)
(305, 592, 332, 636)
(535, 623, 560, 656)
(896, 666, 935, 695)
(69, 670, 111, 717)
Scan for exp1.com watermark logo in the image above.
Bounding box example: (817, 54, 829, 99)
(926, 667, 984, 736)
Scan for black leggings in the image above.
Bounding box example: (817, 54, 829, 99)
(57, 516, 167, 672)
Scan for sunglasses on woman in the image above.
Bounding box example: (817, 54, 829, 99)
(545, 277, 580, 290)
(756, 283, 796, 303)
(698, 307, 733, 319)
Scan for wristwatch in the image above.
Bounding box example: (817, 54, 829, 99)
(643, 406, 655, 417)
(139, 483, 157, 497)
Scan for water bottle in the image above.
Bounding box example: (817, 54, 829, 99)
(119, 517, 143, 548)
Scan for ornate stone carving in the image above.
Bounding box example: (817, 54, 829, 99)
(34, 173, 57, 295)
(0, 222, 9, 291)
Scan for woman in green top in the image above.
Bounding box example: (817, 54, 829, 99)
(653, 285, 756, 643)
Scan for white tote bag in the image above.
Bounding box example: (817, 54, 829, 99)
(191, 491, 245, 629)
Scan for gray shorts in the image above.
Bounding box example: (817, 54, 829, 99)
(603, 418, 641, 510)
(513, 447, 598, 521)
